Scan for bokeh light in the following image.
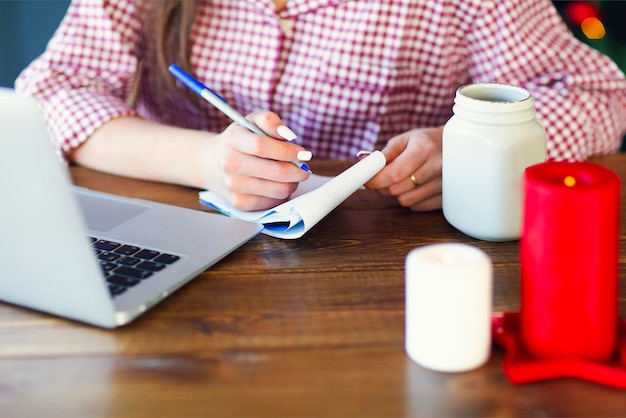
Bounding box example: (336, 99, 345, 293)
(563, 2, 606, 39)
(581, 16, 606, 39)
(564, 2, 599, 25)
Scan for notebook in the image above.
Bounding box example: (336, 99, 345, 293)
(199, 151, 387, 238)
(0, 88, 262, 328)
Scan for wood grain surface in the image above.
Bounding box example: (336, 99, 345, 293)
(0, 154, 625, 417)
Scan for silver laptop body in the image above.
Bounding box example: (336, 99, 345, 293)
(0, 88, 262, 328)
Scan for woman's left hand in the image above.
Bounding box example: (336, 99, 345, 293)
(365, 126, 443, 211)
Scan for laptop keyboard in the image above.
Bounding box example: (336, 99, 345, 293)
(90, 237, 181, 298)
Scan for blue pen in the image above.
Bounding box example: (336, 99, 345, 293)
(168, 64, 312, 173)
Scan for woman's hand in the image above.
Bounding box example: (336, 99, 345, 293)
(202, 111, 312, 211)
(365, 126, 443, 211)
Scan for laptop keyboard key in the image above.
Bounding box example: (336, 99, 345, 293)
(98, 251, 122, 262)
(114, 245, 140, 255)
(135, 249, 160, 260)
(94, 240, 121, 251)
(136, 261, 166, 272)
(99, 261, 117, 272)
(154, 253, 180, 264)
(108, 284, 128, 296)
(117, 256, 141, 266)
(114, 265, 153, 279)
(107, 275, 141, 287)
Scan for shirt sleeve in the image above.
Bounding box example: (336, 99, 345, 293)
(14, 0, 142, 159)
(465, 0, 626, 161)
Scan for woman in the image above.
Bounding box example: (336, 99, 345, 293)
(16, 0, 626, 211)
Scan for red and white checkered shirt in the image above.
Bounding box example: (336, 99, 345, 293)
(15, 0, 626, 161)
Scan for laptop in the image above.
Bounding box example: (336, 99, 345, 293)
(0, 88, 262, 328)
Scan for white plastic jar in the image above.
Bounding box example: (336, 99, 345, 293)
(442, 83, 547, 241)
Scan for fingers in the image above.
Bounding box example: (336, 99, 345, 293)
(225, 112, 311, 165)
(390, 154, 442, 211)
(365, 127, 444, 211)
(224, 148, 309, 184)
(248, 112, 312, 164)
(366, 135, 432, 192)
(396, 177, 443, 212)
(214, 111, 312, 211)
(214, 145, 304, 211)
(246, 111, 297, 141)
(409, 195, 442, 212)
(221, 173, 300, 211)
(386, 154, 441, 197)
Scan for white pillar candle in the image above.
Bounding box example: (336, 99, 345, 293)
(405, 243, 492, 372)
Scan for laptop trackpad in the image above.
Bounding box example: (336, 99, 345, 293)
(74, 189, 151, 232)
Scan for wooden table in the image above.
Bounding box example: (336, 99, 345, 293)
(1, 154, 625, 417)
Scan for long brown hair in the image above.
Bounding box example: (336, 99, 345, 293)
(140, 0, 200, 109)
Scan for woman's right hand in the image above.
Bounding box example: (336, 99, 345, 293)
(200, 111, 312, 211)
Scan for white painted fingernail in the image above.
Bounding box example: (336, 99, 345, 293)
(277, 125, 297, 141)
(297, 150, 312, 161)
(356, 150, 372, 159)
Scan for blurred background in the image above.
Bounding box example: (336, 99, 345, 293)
(0, 0, 69, 88)
(0, 0, 624, 147)
(552, 1, 626, 73)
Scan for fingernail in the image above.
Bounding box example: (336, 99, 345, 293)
(277, 125, 297, 141)
(356, 150, 372, 159)
(297, 150, 312, 161)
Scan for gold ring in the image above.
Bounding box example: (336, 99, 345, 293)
(410, 174, 419, 187)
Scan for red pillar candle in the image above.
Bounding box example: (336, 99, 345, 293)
(520, 161, 620, 360)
